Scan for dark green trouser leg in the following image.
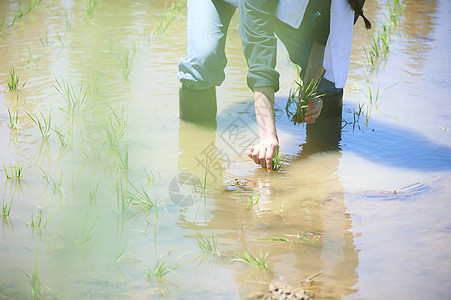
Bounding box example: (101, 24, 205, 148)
(179, 85, 217, 122)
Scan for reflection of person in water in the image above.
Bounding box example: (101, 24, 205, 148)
(177, 0, 370, 170)
(176, 113, 359, 298)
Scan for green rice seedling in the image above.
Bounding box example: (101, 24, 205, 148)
(7, 107, 19, 129)
(119, 53, 135, 82)
(3, 162, 24, 179)
(29, 208, 43, 235)
(64, 13, 74, 31)
(40, 31, 52, 47)
(25, 258, 44, 300)
(196, 233, 220, 256)
(115, 241, 142, 263)
(438, 122, 451, 134)
(364, 0, 404, 70)
(9, 0, 42, 27)
(52, 77, 87, 117)
(0, 17, 6, 34)
(85, 0, 98, 20)
(286, 70, 324, 125)
(89, 181, 100, 205)
(231, 250, 269, 269)
(270, 148, 285, 172)
(126, 182, 155, 212)
(27, 111, 52, 139)
(145, 249, 184, 278)
(7, 67, 26, 90)
(244, 192, 261, 210)
(1, 197, 14, 221)
(154, 0, 187, 35)
(10, 5, 26, 27)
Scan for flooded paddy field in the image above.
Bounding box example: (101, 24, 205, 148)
(0, 0, 450, 299)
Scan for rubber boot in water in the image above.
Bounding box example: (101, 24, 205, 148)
(179, 85, 217, 122)
(318, 89, 343, 120)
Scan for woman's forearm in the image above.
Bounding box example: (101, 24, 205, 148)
(254, 87, 277, 142)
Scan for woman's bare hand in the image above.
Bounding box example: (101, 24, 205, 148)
(304, 98, 323, 124)
(247, 136, 279, 171)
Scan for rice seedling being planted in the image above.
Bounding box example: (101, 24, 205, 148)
(231, 250, 269, 269)
(3, 162, 24, 179)
(286, 71, 324, 125)
(145, 249, 184, 278)
(270, 148, 285, 172)
(196, 233, 220, 256)
(27, 111, 52, 139)
(52, 77, 87, 117)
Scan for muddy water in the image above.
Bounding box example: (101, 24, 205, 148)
(0, 0, 450, 299)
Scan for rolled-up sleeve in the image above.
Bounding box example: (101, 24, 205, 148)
(239, 0, 280, 92)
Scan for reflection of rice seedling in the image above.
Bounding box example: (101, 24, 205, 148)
(52, 77, 87, 117)
(231, 250, 268, 269)
(155, 0, 187, 35)
(1, 197, 14, 221)
(286, 70, 324, 125)
(3, 162, 24, 179)
(115, 241, 142, 264)
(254, 232, 322, 248)
(52, 125, 69, 148)
(196, 233, 220, 256)
(7, 67, 26, 90)
(146, 249, 183, 278)
(76, 215, 96, 247)
(27, 111, 52, 139)
(139, 168, 161, 189)
(7, 107, 19, 129)
(40, 168, 65, 196)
